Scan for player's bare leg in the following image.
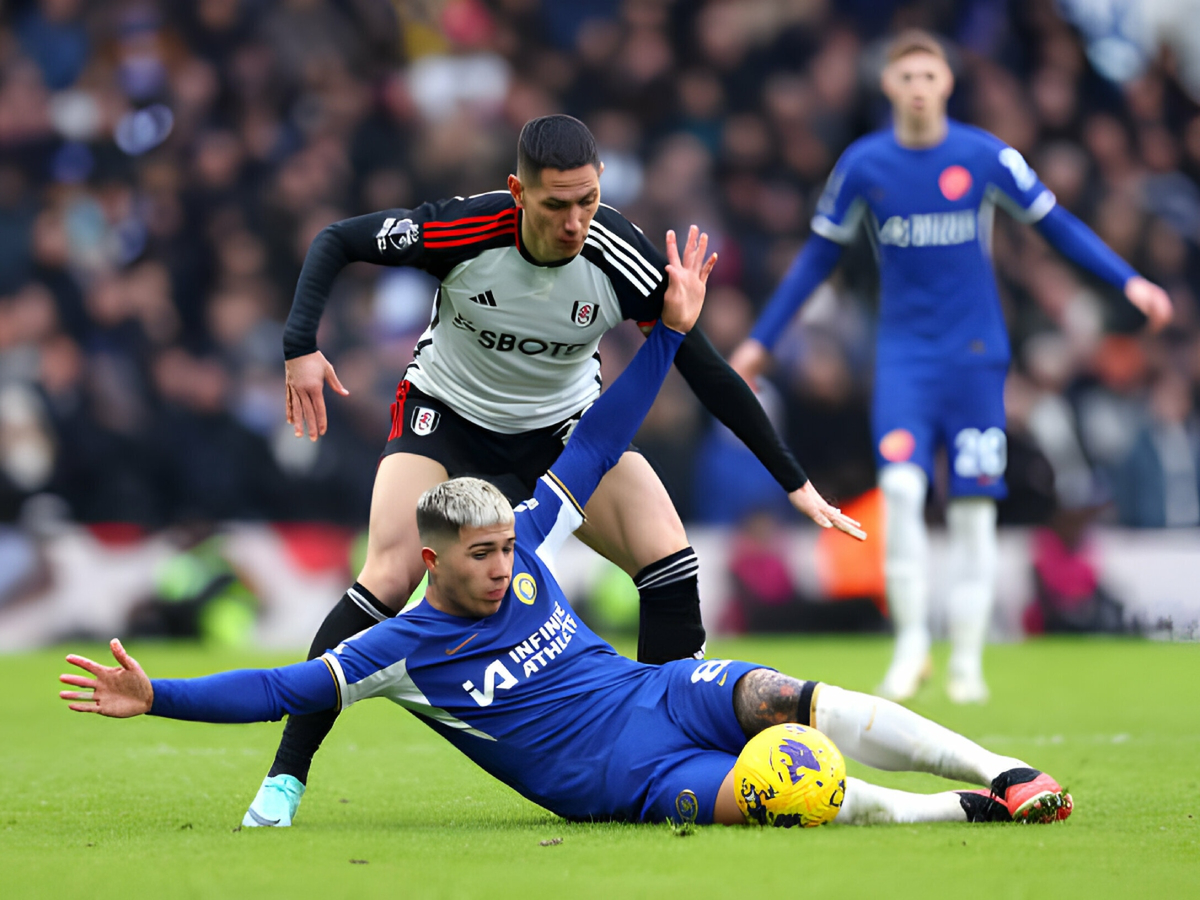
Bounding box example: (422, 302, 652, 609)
(355, 453, 451, 607)
(877, 462, 932, 700)
(575, 451, 705, 662)
(246, 453, 448, 827)
(725, 669, 1070, 824)
(945, 497, 997, 703)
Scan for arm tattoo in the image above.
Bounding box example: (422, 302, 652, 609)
(733, 668, 810, 738)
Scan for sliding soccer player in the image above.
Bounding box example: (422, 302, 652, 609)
(60, 249, 1070, 827)
(731, 30, 1171, 704)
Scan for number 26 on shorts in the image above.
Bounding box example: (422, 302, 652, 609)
(953, 427, 1007, 479)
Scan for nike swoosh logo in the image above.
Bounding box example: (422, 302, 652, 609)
(246, 809, 281, 826)
(445, 633, 480, 655)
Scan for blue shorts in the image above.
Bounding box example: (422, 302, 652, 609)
(603, 659, 766, 825)
(872, 361, 1009, 499)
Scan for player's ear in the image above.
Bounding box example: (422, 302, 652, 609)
(507, 173, 524, 208)
(880, 63, 897, 101)
(938, 59, 955, 99)
(421, 546, 438, 574)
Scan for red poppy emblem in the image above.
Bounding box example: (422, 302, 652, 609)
(879, 428, 916, 463)
(938, 165, 973, 201)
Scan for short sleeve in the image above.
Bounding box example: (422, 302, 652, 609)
(321, 618, 421, 710)
(514, 474, 586, 568)
(582, 205, 668, 323)
(985, 142, 1056, 223)
(811, 148, 868, 244)
(283, 192, 518, 358)
(358, 192, 519, 280)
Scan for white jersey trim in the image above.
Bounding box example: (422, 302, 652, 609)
(987, 185, 1056, 223)
(325, 652, 495, 740)
(322, 652, 350, 712)
(589, 220, 663, 288)
(584, 235, 652, 296)
(811, 197, 867, 244)
(347, 587, 389, 623)
(533, 474, 586, 567)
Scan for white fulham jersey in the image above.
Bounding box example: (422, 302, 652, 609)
(283, 186, 810, 490)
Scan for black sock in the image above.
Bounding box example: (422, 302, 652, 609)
(956, 791, 1012, 822)
(268, 583, 394, 783)
(988, 767, 1041, 797)
(634, 547, 706, 664)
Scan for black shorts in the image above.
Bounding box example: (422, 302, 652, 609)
(383, 380, 596, 504)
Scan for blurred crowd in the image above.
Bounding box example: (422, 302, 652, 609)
(1, 0, 1198, 534)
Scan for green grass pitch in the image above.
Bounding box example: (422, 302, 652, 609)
(3, 636, 1197, 899)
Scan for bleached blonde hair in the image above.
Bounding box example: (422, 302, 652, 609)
(416, 477, 514, 546)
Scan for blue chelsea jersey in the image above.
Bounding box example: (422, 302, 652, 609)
(320, 472, 653, 820)
(814, 120, 1055, 367)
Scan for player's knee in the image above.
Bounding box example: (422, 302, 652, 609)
(880, 463, 929, 570)
(631, 500, 688, 564)
(357, 553, 426, 610)
(732, 669, 817, 738)
(879, 463, 927, 513)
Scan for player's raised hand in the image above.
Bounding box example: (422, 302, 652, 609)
(662, 225, 717, 334)
(1125, 276, 1173, 333)
(59, 639, 153, 718)
(285, 350, 350, 442)
(729, 339, 770, 389)
(788, 482, 868, 541)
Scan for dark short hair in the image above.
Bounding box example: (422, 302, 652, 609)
(886, 28, 947, 64)
(517, 115, 600, 182)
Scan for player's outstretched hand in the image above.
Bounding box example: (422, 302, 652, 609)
(59, 639, 153, 718)
(1125, 276, 1173, 333)
(789, 482, 868, 541)
(729, 339, 769, 389)
(662, 225, 717, 334)
(285, 350, 350, 442)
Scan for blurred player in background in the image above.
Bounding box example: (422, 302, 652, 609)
(731, 30, 1172, 704)
(259, 115, 860, 827)
(60, 260, 1070, 827)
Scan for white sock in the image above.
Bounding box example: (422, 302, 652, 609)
(880, 463, 930, 663)
(813, 684, 1026, 785)
(946, 498, 998, 681)
(838, 777, 968, 825)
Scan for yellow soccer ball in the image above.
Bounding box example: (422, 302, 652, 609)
(734, 723, 846, 827)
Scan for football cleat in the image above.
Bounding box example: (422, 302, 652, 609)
(990, 768, 1073, 824)
(242, 774, 305, 828)
(956, 789, 1011, 823)
(876, 654, 932, 703)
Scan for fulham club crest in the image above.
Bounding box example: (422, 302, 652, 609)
(570, 300, 598, 327)
(411, 407, 441, 436)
